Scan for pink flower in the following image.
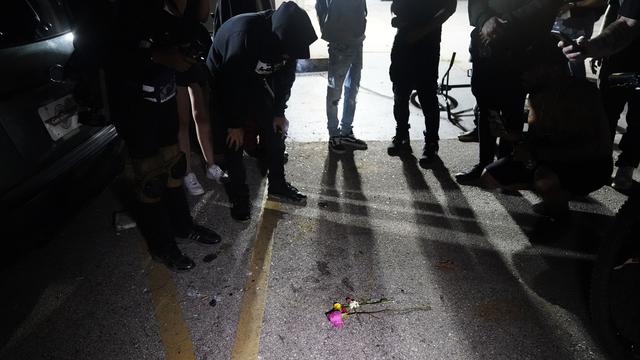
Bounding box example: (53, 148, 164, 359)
(326, 310, 345, 328)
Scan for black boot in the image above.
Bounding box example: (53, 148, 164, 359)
(454, 163, 486, 185)
(419, 133, 439, 168)
(387, 128, 412, 156)
(135, 201, 195, 272)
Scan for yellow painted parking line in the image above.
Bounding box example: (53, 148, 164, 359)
(231, 199, 283, 360)
(139, 242, 196, 360)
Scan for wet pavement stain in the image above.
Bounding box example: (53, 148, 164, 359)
(473, 299, 527, 322)
(316, 261, 331, 276)
(342, 277, 355, 292)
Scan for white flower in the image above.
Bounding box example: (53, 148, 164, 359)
(349, 301, 360, 310)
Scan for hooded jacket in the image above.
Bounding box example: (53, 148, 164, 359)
(207, 2, 317, 129)
(469, 0, 561, 46)
(315, 0, 367, 44)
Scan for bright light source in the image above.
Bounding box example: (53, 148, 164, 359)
(64, 32, 75, 42)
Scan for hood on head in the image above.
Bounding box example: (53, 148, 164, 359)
(271, 2, 318, 59)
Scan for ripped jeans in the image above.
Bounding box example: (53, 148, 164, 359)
(326, 42, 363, 137)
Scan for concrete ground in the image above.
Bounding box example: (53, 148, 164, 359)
(1, 1, 638, 360)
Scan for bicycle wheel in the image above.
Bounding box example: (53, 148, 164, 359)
(590, 195, 640, 359)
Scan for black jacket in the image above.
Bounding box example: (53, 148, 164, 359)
(207, 5, 317, 128)
(469, 0, 561, 44)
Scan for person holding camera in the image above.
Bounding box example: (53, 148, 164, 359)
(562, 0, 640, 191)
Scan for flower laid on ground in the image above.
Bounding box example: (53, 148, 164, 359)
(325, 297, 432, 328)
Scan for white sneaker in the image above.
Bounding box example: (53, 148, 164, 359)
(206, 164, 229, 184)
(612, 166, 635, 191)
(184, 173, 205, 196)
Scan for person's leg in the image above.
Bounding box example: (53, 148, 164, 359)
(339, 42, 367, 150)
(327, 43, 350, 139)
(340, 43, 362, 136)
(456, 35, 504, 183)
(176, 86, 193, 171)
(388, 32, 413, 156)
(616, 91, 640, 168)
(533, 166, 570, 218)
(415, 30, 442, 166)
(614, 91, 640, 190)
(497, 88, 526, 159)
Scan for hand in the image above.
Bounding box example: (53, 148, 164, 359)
(151, 48, 197, 72)
(226, 128, 244, 151)
(559, 36, 589, 62)
(273, 116, 289, 136)
(480, 17, 508, 45)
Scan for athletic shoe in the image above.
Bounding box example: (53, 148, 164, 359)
(268, 182, 307, 205)
(329, 136, 346, 154)
(151, 251, 196, 272)
(230, 195, 251, 222)
(455, 164, 485, 185)
(387, 133, 412, 156)
(419, 143, 439, 168)
(184, 172, 205, 196)
(340, 133, 368, 150)
(206, 164, 229, 184)
(177, 224, 222, 245)
(612, 166, 634, 191)
(458, 127, 479, 142)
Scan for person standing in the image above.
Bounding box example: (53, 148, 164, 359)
(107, 0, 222, 272)
(455, 0, 561, 185)
(316, 0, 369, 154)
(206, 2, 317, 221)
(386, 0, 457, 168)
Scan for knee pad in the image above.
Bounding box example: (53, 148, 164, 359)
(132, 156, 167, 203)
(160, 144, 187, 188)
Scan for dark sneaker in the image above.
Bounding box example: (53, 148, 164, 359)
(419, 143, 439, 169)
(387, 134, 412, 156)
(269, 182, 307, 205)
(151, 251, 196, 272)
(230, 196, 251, 222)
(458, 127, 479, 143)
(329, 136, 346, 154)
(341, 133, 368, 150)
(177, 224, 222, 245)
(455, 164, 486, 185)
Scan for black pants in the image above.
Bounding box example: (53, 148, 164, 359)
(471, 56, 526, 166)
(213, 84, 286, 199)
(602, 84, 640, 168)
(111, 85, 193, 256)
(390, 28, 442, 146)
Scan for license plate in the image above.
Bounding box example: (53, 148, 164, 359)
(38, 94, 80, 141)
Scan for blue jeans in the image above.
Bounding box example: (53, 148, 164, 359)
(326, 42, 363, 137)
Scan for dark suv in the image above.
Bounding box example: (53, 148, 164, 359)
(0, 0, 121, 248)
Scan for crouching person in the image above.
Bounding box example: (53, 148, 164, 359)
(206, 2, 317, 221)
(482, 59, 613, 220)
(108, 0, 221, 272)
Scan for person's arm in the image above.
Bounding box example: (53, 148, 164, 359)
(315, 0, 329, 32)
(272, 59, 296, 119)
(468, 0, 497, 28)
(501, 0, 562, 31)
(562, 15, 639, 60)
(218, 34, 256, 130)
(406, 0, 457, 43)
